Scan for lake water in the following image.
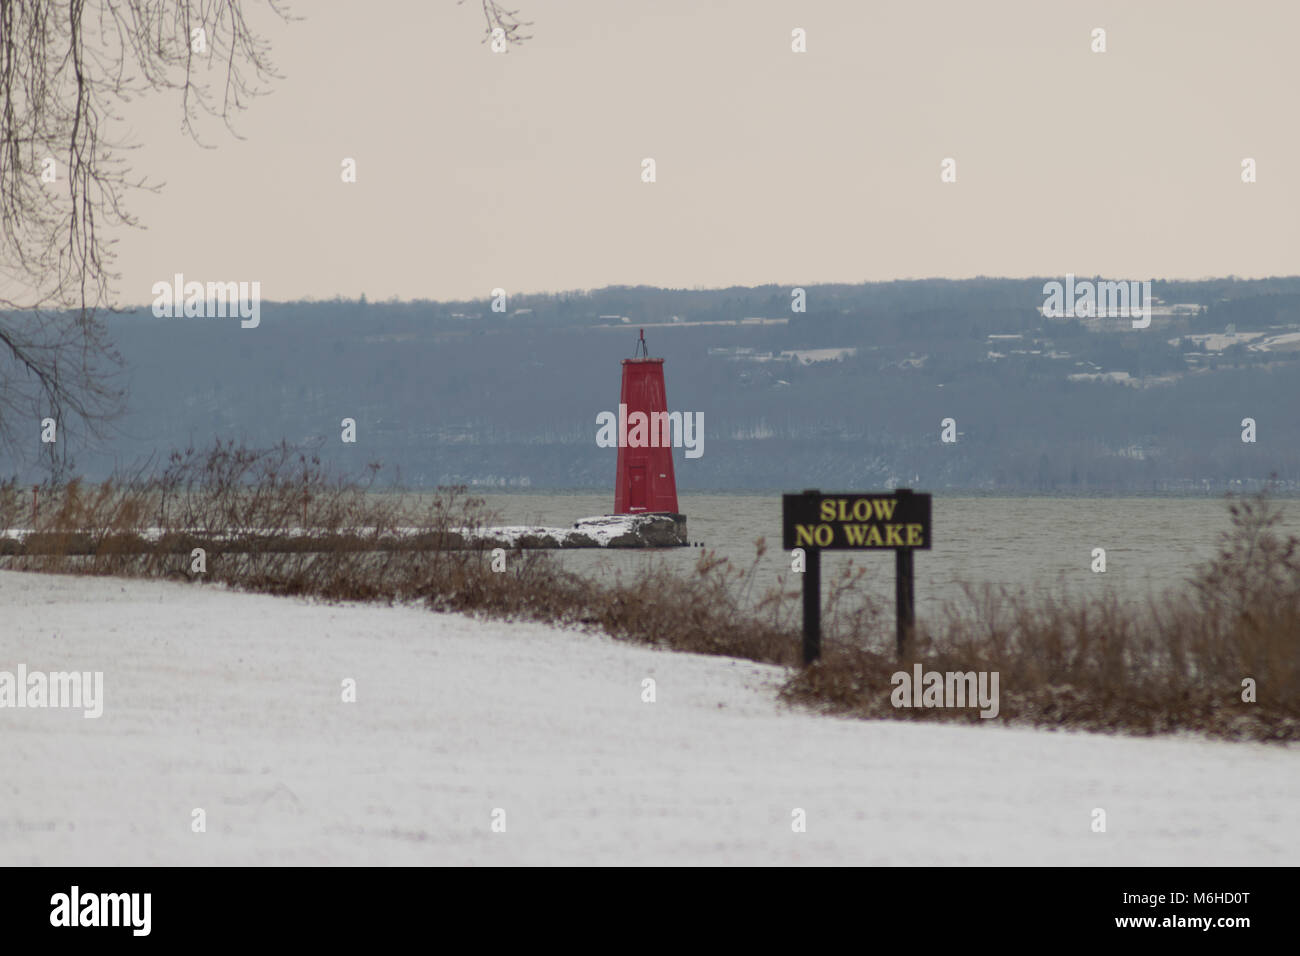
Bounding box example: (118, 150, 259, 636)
(470, 492, 1300, 623)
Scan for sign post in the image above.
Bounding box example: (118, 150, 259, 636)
(896, 546, 914, 657)
(782, 488, 931, 663)
(802, 542, 821, 664)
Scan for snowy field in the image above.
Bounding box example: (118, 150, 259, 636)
(1, 569, 1296, 866)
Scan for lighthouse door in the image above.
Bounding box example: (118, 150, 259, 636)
(629, 465, 647, 511)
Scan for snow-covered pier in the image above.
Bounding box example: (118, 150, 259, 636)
(0, 513, 690, 556)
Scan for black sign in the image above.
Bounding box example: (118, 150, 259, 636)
(782, 490, 932, 551)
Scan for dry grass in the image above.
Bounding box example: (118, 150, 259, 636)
(3, 443, 1295, 741)
(783, 492, 1300, 741)
(0, 442, 818, 665)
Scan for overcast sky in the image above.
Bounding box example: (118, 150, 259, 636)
(111, 0, 1300, 304)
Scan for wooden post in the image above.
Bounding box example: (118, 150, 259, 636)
(895, 487, 916, 657)
(895, 547, 914, 657)
(31, 485, 38, 525)
(894, 486, 915, 658)
(803, 546, 821, 664)
(801, 488, 821, 664)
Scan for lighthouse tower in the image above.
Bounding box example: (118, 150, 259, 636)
(614, 330, 679, 515)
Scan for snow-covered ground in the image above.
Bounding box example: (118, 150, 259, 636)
(1, 570, 1296, 865)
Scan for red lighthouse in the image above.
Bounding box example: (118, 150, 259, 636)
(614, 330, 679, 515)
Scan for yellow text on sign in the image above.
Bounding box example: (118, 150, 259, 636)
(794, 523, 834, 547)
(819, 498, 899, 522)
(792, 523, 925, 548)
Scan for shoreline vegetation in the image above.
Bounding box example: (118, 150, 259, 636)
(2, 441, 1296, 742)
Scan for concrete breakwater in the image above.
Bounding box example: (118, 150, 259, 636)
(462, 513, 689, 549)
(0, 513, 690, 555)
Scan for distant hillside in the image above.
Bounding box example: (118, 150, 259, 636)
(7, 277, 1300, 491)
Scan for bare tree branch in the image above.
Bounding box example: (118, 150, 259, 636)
(465, 0, 532, 47)
(0, 0, 289, 468)
(0, 2, 529, 473)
